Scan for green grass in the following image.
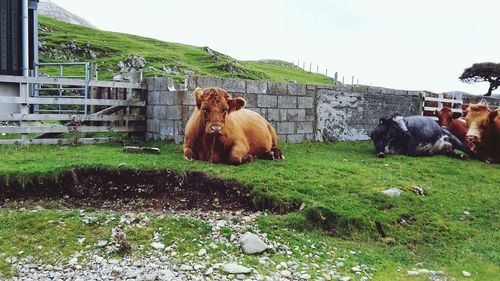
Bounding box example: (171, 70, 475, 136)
(0, 142, 499, 280)
(39, 16, 334, 85)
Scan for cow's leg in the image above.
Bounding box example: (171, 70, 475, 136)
(265, 123, 285, 160)
(183, 147, 196, 161)
(228, 143, 252, 165)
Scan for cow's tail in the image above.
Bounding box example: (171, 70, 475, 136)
(442, 128, 472, 156)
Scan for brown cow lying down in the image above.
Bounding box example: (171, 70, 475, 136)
(434, 107, 468, 144)
(183, 87, 284, 165)
(465, 104, 500, 163)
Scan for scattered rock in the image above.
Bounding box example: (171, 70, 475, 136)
(221, 263, 252, 274)
(240, 232, 268, 254)
(151, 242, 165, 250)
(412, 186, 426, 196)
(463, 271, 471, 277)
(198, 248, 207, 256)
(382, 187, 403, 197)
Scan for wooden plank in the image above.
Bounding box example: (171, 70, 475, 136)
(0, 114, 145, 122)
(0, 75, 144, 89)
(0, 125, 145, 134)
(424, 107, 463, 113)
(0, 96, 145, 106)
(425, 97, 463, 103)
(0, 137, 121, 145)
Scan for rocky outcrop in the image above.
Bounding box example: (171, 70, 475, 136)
(39, 0, 96, 28)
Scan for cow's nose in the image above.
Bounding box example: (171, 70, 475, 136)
(466, 135, 478, 144)
(377, 152, 385, 158)
(211, 125, 223, 135)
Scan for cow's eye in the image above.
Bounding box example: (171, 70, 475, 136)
(202, 108, 209, 114)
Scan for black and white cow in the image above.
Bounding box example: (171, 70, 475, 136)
(370, 114, 470, 158)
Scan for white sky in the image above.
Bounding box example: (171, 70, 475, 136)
(51, 0, 500, 95)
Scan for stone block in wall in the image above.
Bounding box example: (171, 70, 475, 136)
(305, 108, 315, 121)
(305, 133, 314, 140)
(147, 92, 160, 105)
(186, 76, 197, 90)
(278, 109, 288, 121)
(267, 108, 280, 121)
(159, 92, 174, 105)
(268, 82, 288, 95)
(277, 134, 287, 143)
(287, 134, 305, 143)
(173, 90, 196, 106)
(153, 106, 167, 120)
(196, 77, 223, 89)
(288, 83, 306, 96)
(257, 95, 278, 108)
(146, 77, 174, 92)
(278, 95, 297, 108)
(181, 106, 196, 121)
(246, 80, 267, 94)
(277, 122, 295, 134)
(298, 96, 314, 108)
(147, 118, 160, 133)
(286, 109, 306, 121)
(306, 84, 317, 91)
(233, 93, 257, 107)
(159, 120, 175, 140)
(146, 106, 154, 119)
(297, 122, 314, 134)
(222, 78, 246, 93)
(166, 105, 182, 120)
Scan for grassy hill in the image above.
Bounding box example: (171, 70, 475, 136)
(38, 16, 334, 85)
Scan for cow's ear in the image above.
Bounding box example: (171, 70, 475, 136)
(451, 111, 462, 119)
(194, 88, 203, 109)
(228, 97, 246, 112)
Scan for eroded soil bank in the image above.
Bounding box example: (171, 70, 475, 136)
(0, 168, 257, 211)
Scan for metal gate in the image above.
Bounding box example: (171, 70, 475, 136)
(33, 62, 90, 114)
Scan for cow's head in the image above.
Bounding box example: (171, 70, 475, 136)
(465, 104, 497, 148)
(434, 107, 462, 128)
(194, 87, 246, 136)
(370, 114, 409, 158)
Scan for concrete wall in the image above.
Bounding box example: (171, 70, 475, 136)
(145, 76, 499, 144)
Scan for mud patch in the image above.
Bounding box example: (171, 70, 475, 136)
(0, 168, 255, 211)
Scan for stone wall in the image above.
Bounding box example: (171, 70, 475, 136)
(145, 76, 499, 144)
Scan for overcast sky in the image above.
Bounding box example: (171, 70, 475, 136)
(51, 0, 499, 95)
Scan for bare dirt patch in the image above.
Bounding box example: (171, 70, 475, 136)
(0, 168, 256, 211)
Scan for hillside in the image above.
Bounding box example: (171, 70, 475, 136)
(38, 16, 334, 85)
(39, 0, 96, 28)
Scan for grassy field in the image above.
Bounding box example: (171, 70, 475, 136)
(0, 142, 498, 280)
(39, 16, 334, 85)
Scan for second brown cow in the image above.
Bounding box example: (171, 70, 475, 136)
(465, 104, 500, 163)
(183, 87, 284, 165)
(434, 107, 468, 143)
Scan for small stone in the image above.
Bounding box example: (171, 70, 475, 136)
(300, 273, 312, 280)
(151, 242, 165, 250)
(198, 248, 207, 256)
(180, 264, 193, 271)
(407, 270, 419, 276)
(205, 267, 214, 275)
(336, 261, 344, 268)
(280, 270, 292, 278)
(351, 266, 361, 273)
(158, 269, 176, 280)
(383, 187, 403, 196)
(68, 257, 78, 266)
(463, 210, 471, 215)
(240, 232, 268, 254)
(97, 240, 108, 247)
(221, 263, 252, 274)
(463, 271, 471, 277)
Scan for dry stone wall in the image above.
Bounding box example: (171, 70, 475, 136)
(145, 76, 499, 144)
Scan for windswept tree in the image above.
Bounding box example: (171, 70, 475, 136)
(459, 62, 500, 96)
